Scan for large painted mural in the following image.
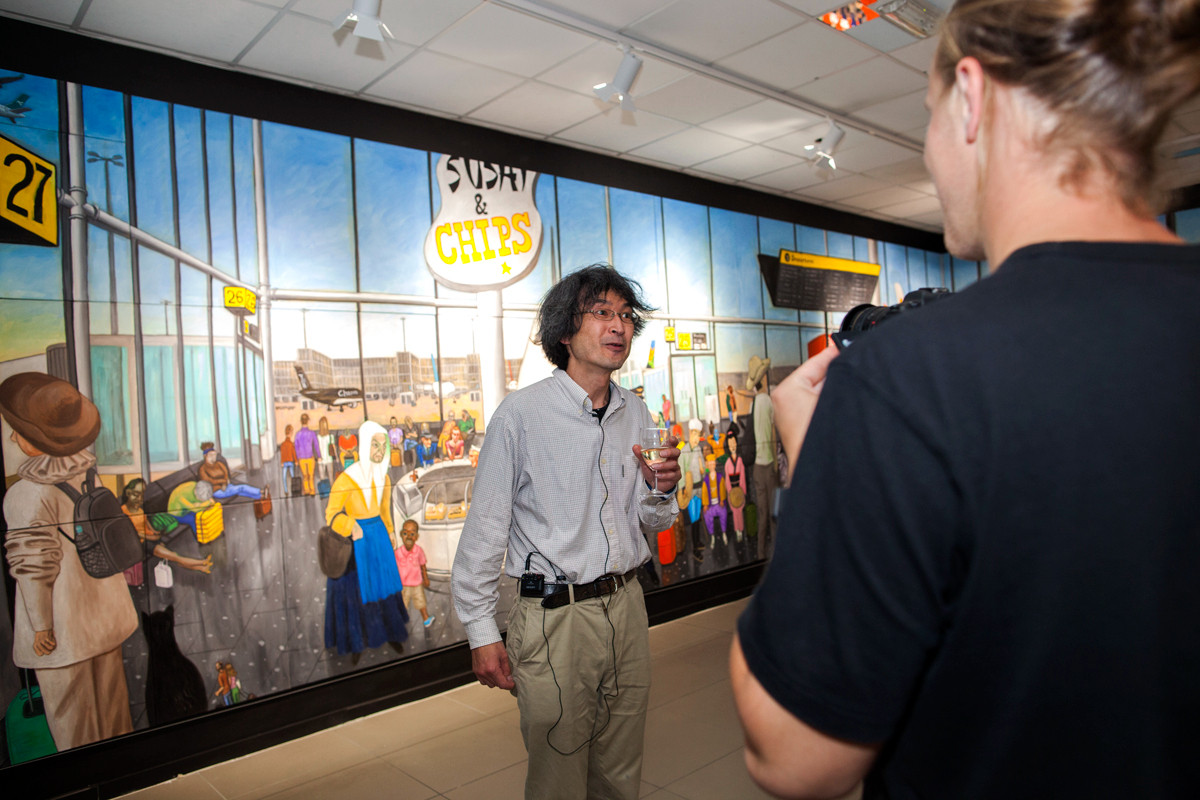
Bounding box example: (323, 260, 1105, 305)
(0, 67, 964, 762)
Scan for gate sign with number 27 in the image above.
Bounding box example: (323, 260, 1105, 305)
(0, 134, 57, 247)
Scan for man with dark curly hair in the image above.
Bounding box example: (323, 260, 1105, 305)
(453, 264, 682, 800)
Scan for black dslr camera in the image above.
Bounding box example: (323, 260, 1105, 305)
(831, 287, 952, 351)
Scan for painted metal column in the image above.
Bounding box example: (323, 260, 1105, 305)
(476, 289, 506, 424)
(65, 82, 91, 397)
(253, 118, 276, 458)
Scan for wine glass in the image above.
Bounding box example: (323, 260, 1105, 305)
(641, 427, 671, 497)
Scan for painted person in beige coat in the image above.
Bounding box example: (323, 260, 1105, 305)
(0, 372, 138, 751)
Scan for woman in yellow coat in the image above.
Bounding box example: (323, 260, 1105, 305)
(323, 420, 408, 660)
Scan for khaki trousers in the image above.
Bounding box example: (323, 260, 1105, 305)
(506, 578, 650, 800)
(36, 646, 133, 751)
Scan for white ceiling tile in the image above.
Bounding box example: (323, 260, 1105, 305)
(469, 81, 602, 136)
(905, 212, 945, 232)
(793, 56, 926, 112)
(796, 174, 889, 202)
(635, 74, 760, 125)
(839, 185, 926, 211)
(621, 152, 681, 172)
(536, 0, 677, 30)
(770, 0, 835, 17)
(554, 108, 689, 153)
(81, 0, 281, 62)
(693, 145, 801, 181)
(889, 36, 939, 72)
(700, 99, 824, 144)
(9, 0, 965, 234)
(717, 21, 874, 90)
(0, 0, 84, 25)
(1172, 101, 1200, 135)
(875, 194, 944, 219)
(831, 139, 918, 173)
(843, 17, 920, 53)
(681, 166, 739, 185)
(748, 162, 826, 192)
(629, 127, 746, 167)
(364, 50, 523, 115)
(427, 3, 594, 77)
(863, 156, 930, 184)
(239, 13, 413, 90)
(290, 0, 482, 47)
(538, 45, 689, 102)
(628, 0, 804, 62)
(856, 90, 929, 133)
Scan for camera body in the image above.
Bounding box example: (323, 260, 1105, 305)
(832, 287, 951, 351)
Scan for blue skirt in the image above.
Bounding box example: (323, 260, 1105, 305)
(324, 516, 409, 655)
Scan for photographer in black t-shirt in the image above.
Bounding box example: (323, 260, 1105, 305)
(731, 2, 1200, 798)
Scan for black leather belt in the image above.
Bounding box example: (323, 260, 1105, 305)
(520, 567, 639, 609)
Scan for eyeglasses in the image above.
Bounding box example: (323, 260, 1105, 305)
(580, 308, 639, 326)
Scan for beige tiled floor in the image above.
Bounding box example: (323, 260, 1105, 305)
(118, 597, 778, 800)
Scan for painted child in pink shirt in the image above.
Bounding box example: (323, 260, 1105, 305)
(395, 519, 433, 627)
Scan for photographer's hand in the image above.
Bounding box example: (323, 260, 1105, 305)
(772, 343, 839, 483)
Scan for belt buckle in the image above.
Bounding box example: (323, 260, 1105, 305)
(597, 574, 618, 595)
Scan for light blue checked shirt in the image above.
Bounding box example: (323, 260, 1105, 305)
(451, 369, 678, 649)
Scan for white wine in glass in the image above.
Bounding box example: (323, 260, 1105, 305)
(641, 427, 670, 496)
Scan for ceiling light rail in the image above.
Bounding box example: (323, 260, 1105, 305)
(490, 0, 924, 155)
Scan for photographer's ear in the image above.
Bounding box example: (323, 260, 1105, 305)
(955, 57, 986, 144)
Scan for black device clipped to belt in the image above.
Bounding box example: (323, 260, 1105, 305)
(520, 552, 546, 596)
(520, 567, 638, 609)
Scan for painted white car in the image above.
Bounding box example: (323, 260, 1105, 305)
(392, 461, 475, 577)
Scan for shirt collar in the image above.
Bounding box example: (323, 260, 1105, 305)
(552, 368, 626, 416)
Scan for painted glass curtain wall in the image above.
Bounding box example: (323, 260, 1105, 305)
(0, 66, 971, 763)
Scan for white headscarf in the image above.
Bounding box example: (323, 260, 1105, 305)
(344, 420, 389, 508)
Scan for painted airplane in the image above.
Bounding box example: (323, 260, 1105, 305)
(0, 93, 31, 124)
(295, 365, 362, 409)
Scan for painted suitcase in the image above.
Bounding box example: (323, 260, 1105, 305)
(196, 503, 224, 544)
(317, 478, 331, 500)
(657, 526, 677, 565)
(254, 487, 272, 520)
(5, 682, 57, 764)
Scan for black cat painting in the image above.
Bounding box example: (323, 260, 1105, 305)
(141, 605, 208, 726)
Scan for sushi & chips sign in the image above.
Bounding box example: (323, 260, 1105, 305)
(424, 155, 542, 292)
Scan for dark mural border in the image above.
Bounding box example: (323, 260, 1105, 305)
(2, 17, 949, 252)
(4, 565, 761, 800)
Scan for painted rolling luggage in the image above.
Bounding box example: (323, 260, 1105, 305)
(317, 478, 331, 500)
(196, 503, 224, 544)
(254, 486, 272, 519)
(5, 672, 56, 764)
(657, 526, 677, 565)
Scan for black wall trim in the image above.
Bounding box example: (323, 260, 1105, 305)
(7, 566, 760, 800)
(2, 17, 947, 252)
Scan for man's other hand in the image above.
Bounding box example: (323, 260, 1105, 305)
(471, 641, 516, 692)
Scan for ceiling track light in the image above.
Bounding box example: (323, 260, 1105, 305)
(332, 0, 394, 42)
(804, 120, 845, 170)
(874, 0, 942, 39)
(593, 45, 643, 112)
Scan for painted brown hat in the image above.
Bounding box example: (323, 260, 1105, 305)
(745, 355, 770, 391)
(0, 372, 101, 456)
